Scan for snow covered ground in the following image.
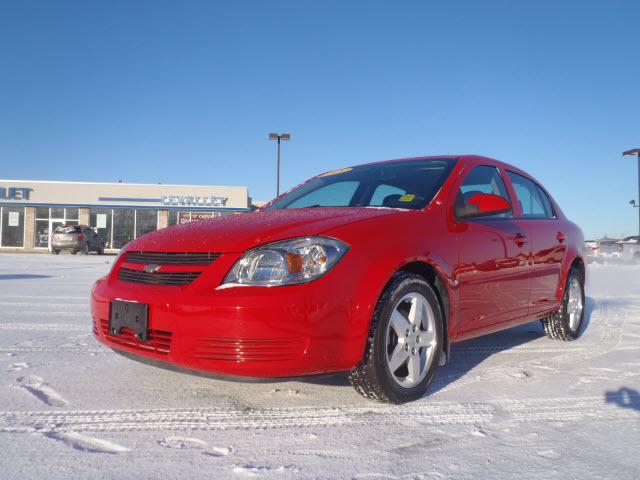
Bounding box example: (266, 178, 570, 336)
(0, 253, 638, 480)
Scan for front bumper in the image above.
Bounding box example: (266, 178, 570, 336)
(91, 261, 370, 378)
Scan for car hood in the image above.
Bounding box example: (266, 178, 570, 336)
(128, 207, 403, 253)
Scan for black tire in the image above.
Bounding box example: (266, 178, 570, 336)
(541, 267, 585, 341)
(71, 249, 78, 255)
(97, 244, 104, 255)
(52, 249, 60, 255)
(348, 272, 444, 404)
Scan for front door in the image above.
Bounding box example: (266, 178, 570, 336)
(454, 165, 532, 334)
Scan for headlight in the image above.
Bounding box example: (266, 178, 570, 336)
(223, 237, 349, 286)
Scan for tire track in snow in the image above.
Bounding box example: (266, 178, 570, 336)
(0, 346, 109, 354)
(0, 295, 87, 301)
(0, 323, 88, 332)
(3, 311, 88, 318)
(0, 397, 635, 434)
(0, 302, 87, 308)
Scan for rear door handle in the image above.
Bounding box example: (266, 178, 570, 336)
(556, 232, 566, 243)
(512, 233, 527, 247)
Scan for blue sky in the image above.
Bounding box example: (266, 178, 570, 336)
(1, 0, 639, 238)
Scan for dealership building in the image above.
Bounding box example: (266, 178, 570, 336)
(0, 179, 252, 253)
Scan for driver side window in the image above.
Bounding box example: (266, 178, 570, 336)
(457, 166, 512, 218)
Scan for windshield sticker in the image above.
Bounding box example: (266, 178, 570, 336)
(319, 167, 353, 177)
(399, 194, 416, 202)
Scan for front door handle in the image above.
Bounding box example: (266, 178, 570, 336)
(556, 231, 566, 243)
(512, 233, 527, 247)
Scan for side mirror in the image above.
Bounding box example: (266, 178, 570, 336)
(456, 193, 511, 219)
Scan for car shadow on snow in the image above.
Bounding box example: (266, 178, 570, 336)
(605, 387, 640, 411)
(424, 296, 597, 395)
(300, 297, 598, 391)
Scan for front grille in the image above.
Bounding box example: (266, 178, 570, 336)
(119, 268, 201, 286)
(99, 319, 172, 355)
(125, 251, 221, 265)
(187, 337, 307, 362)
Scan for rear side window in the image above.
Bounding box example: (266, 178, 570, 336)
(457, 165, 512, 218)
(507, 171, 554, 218)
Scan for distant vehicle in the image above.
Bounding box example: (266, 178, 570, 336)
(617, 236, 640, 264)
(584, 240, 599, 263)
(586, 237, 623, 263)
(91, 155, 585, 403)
(52, 225, 105, 255)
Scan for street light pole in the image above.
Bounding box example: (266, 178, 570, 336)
(269, 133, 291, 197)
(623, 148, 640, 237)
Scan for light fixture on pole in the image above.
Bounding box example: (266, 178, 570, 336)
(269, 133, 291, 197)
(623, 148, 640, 237)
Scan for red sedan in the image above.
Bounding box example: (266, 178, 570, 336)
(91, 155, 585, 403)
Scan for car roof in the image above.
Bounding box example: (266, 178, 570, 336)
(353, 154, 535, 180)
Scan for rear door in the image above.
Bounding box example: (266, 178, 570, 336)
(506, 171, 564, 314)
(454, 165, 532, 334)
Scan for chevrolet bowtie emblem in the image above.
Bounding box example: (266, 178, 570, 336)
(143, 264, 161, 273)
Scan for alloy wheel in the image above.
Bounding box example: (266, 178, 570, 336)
(385, 292, 437, 388)
(567, 276, 583, 332)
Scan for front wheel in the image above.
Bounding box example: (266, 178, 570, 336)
(348, 272, 443, 403)
(541, 266, 585, 341)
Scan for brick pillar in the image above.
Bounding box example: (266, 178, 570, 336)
(158, 209, 168, 230)
(79, 207, 90, 226)
(23, 206, 35, 250)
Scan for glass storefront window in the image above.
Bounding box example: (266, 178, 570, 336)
(65, 208, 79, 220)
(112, 209, 135, 249)
(135, 209, 158, 239)
(34, 220, 50, 248)
(1, 206, 25, 247)
(33, 207, 82, 248)
(50, 207, 65, 218)
(168, 210, 227, 225)
(90, 208, 113, 249)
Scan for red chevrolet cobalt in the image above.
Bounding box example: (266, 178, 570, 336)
(91, 155, 585, 403)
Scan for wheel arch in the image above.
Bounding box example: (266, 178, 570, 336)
(570, 255, 585, 282)
(556, 254, 586, 303)
(397, 261, 451, 366)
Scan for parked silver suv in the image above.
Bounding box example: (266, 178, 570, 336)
(51, 225, 105, 255)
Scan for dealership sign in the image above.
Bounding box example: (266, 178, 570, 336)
(0, 187, 32, 200)
(161, 195, 227, 207)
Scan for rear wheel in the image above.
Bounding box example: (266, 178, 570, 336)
(97, 243, 104, 255)
(52, 249, 60, 255)
(348, 272, 443, 403)
(541, 267, 584, 341)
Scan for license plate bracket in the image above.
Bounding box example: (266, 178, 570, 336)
(110, 300, 149, 341)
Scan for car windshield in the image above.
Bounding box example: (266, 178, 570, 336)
(265, 158, 456, 210)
